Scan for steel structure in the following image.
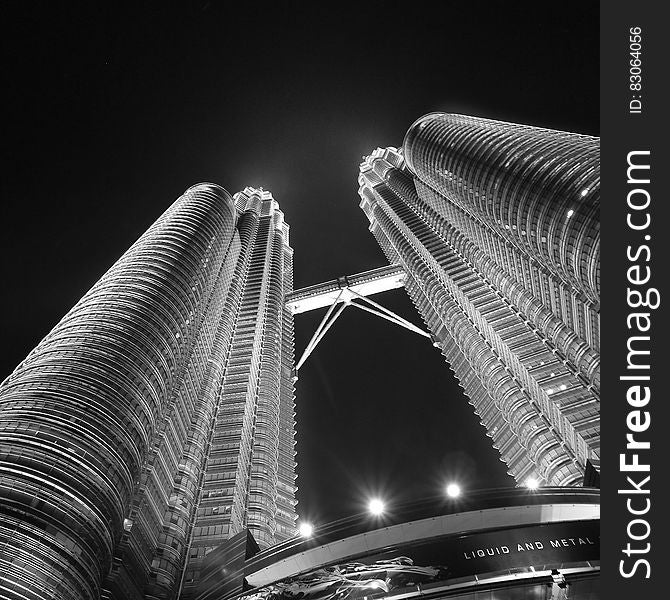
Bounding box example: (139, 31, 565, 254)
(0, 111, 601, 600)
(286, 266, 429, 373)
(0, 185, 298, 600)
(357, 114, 600, 487)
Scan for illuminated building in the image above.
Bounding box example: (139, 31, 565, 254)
(0, 112, 601, 600)
(0, 184, 297, 600)
(358, 113, 600, 486)
(195, 487, 600, 600)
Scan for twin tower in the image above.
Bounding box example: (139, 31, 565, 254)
(0, 114, 600, 600)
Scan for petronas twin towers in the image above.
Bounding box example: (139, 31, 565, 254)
(0, 114, 599, 600)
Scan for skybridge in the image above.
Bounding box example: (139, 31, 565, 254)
(286, 265, 431, 372)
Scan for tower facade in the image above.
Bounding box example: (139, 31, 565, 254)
(358, 113, 600, 487)
(0, 184, 297, 600)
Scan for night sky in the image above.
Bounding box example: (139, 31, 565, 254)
(2, 2, 599, 527)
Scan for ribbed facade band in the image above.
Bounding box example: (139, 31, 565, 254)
(358, 113, 600, 487)
(0, 185, 297, 600)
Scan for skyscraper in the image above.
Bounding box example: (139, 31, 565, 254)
(0, 185, 297, 600)
(358, 113, 600, 487)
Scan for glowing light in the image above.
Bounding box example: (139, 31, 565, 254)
(546, 388, 553, 395)
(581, 189, 589, 197)
(368, 498, 385, 516)
(298, 522, 314, 537)
(446, 483, 461, 498)
(567, 209, 574, 218)
(366, 581, 387, 590)
(525, 477, 540, 490)
(560, 384, 567, 391)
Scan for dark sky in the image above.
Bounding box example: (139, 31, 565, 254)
(2, 2, 599, 527)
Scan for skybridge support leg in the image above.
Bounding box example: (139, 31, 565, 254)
(347, 289, 431, 338)
(348, 300, 431, 338)
(293, 286, 432, 375)
(295, 290, 347, 372)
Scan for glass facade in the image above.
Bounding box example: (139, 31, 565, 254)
(0, 184, 297, 600)
(358, 114, 600, 487)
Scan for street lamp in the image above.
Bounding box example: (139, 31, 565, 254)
(446, 483, 461, 498)
(368, 498, 385, 516)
